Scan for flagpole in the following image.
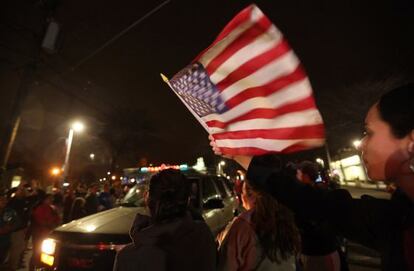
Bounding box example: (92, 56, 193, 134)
(160, 73, 211, 133)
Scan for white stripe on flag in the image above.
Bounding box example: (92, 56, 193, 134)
(198, 11, 264, 68)
(219, 51, 300, 101)
(215, 138, 325, 151)
(208, 108, 323, 134)
(209, 26, 282, 83)
(203, 79, 312, 123)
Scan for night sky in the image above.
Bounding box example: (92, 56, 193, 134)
(1, 0, 414, 178)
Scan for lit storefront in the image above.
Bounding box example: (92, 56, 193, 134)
(330, 155, 368, 185)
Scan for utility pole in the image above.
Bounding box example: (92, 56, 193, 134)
(0, 57, 37, 186)
(0, 0, 60, 187)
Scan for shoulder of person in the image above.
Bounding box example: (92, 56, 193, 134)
(227, 212, 256, 236)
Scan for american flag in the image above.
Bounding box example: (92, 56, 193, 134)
(167, 4, 325, 156)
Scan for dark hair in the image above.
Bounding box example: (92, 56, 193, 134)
(148, 169, 190, 223)
(245, 182, 301, 263)
(70, 197, 86, 220)
(298, 161, 319, 182)
(33, 191, 51, 209)
(37, 189, 47, 201)
(378, 83, 414, 138)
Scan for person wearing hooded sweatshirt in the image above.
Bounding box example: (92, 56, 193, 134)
(113, 169, 216, 271)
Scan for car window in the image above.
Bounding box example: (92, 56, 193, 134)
(188, 178, 201, 209)
(122, 183, 148, 207)
(202, 177, 217, 202)
(222, 177, 235, 196)
(213, 177, 228, 199)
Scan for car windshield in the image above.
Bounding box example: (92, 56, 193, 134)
(120, 169, 203, 207)
(121, 182, 149, 207)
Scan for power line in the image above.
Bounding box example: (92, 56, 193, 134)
(0, 42, 114, 114)
(36, 57, 122, 112)
(71, 0, 171, 71)
(33, 73, 109, 118)
(2, 0, 173, 122)
(5, 0, 173, 115)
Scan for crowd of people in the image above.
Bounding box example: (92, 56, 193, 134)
(0, 181, 125, 271)
(113, 84, 413, 271)
(0, 84, 412, 271)
(113, 161, 343, 271)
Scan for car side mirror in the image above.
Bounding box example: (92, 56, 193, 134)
(203, 198, 224, 210)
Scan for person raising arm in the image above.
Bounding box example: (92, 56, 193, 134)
(210, 84, 414, 271)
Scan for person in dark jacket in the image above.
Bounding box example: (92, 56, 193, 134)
(62, 188, 75, 223)
(295, 161, 345, 271)
(84, 184, 99, 215)
(98, 184, 114, 211)
(210, 84, 414, 270)
(0, 191, 17, 266)
(113, 169, 216, 271)
(69, 196, 87, 221)
(7, 183, 33, 270)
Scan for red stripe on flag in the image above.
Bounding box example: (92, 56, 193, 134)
(214, 6, 254, 44)
(218, 146, 272, 156)
(205, 15, 272, 75)
(218, 143, 319, 156)
(283, 143, 321, 153)
(205, 96, 317, 129)
(224, 64, 307, 109)
(215, 39, 291, 91)
(193, 5, 254, 62)
(212, 124, 325, 140)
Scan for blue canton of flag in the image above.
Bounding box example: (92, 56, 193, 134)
(169, 62, 227, 118)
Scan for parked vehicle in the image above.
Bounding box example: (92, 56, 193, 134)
(36, 168, 237, 270)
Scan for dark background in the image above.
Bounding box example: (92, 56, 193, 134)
(1, 0, 413, 180)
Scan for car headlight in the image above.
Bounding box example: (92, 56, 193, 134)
(41, 238, 56, 255)
(41, 238, 57, 266)
(40, 253, 55, 266)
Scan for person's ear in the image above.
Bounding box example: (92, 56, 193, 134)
(408, 130, 414, 154)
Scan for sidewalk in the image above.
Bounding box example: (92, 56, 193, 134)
(341, 181, 387, 190)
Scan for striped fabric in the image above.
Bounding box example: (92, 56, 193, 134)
(168, 4, 325, 155)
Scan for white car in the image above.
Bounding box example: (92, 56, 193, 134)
(36, 171, 237, 270)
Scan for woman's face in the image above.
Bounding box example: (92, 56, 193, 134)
(361, 104, 411, 182)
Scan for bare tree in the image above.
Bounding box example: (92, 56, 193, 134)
(98, 107, 157, 171)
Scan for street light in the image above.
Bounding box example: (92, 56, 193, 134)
(50, 167, 61, 176)
(89, 153, 95, 160)
(61, 121, 84, 184)
(72, 121, 84, 133)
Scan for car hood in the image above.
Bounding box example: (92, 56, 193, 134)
(55, 207, 148, 234)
